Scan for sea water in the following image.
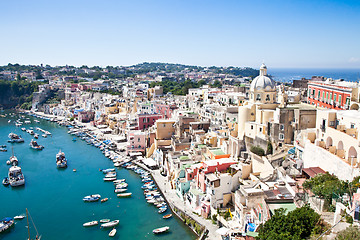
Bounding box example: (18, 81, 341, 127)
(0, 111, 196, 240)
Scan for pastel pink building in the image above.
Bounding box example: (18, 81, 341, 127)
(126, 130, 147, 155)
(137, 114, 163, 130)
(155, 103, 177, 119)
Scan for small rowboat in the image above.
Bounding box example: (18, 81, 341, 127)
(83, 221, 98, 227)
(163, 214, 172, 219)
(101, 198, 108, 203)
(153, 226, 169, 234)
(100, 219, 110, 223)
(109, 228, 117, 237)
(117, 193, 132, 198)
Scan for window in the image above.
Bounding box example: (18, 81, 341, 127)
(138, 138, 140, 142)
(256, 94, 261, 101)
(251, 125, 253, 130)
(338, 95, 342, 104)
(318, 90, 320, 99)
(279, 133, 284, 140)
(259, 127, 262, 132)
(326, 92, 329, 101)
(279, 124, 284, 131)
(266, 94, 270, 101)
(330, 93, 332, 101)
(308, 89, 311, 97)
(312, 89, 315, 96)
(334, 93, 337, 101)
(351, 123, 355, 129)
(322, 91, 325, 100)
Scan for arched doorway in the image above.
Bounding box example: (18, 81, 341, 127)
(348, 146, 357, 166)
(338, 141, 344, 150)
(326, 137, 333, 148)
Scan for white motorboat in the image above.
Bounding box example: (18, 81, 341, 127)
(21, 128, 26, 131)
(42, 134, 47, 138)
(153, 226, 169, 234)
(0, 217, 14, 233)
(105, 172, 116, 178)
(29, 139, 44, 150)
(101, 220, 119, 228)
(8, 133, 24, 143)
(102, 168, 115, 173)
(83, 221, 98, 227)
(114, 188, 127, 193)
(109, 228, 117, 237)
(115, 182, 128, 188)
(103, 177, 117, 181)
(114, 162, 121, 167)
(8, 166, 25, 187)
(83, 194, 101, 202)
(14, 215, 25, 220)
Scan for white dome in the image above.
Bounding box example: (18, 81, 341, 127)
(250, 75, 275, 91)
(250, 63, 275, 91)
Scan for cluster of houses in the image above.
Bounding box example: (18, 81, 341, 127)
(31, 63, 360, 237)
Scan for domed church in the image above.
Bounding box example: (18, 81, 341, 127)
(249, 63, 277, 104)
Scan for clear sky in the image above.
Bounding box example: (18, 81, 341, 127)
(0, 0, 359, 68)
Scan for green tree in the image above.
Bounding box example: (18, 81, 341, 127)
(266, 141, 273, 155)
(335, 225, 360, 240)
(250, 145, 265, 156)
(257, 205, 320, 240)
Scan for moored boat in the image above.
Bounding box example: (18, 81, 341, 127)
(101, 220, 119, 228)
(2, 177, 9, 186)
(152, 226, 169, 234)
(8, 166, 25, 187)
(109, 228, 117, 237)
(83, 194, 101, 202)
(101, 198, 108, 203)
(7, 133, 24, 143)
(103, 177, 117, 181)
(14, 215, 25, 220)
(114, 188, 127, 193)
(0, 217, 14, 233)
(56, 150, 67, 168)
(29, 139, 44, 150)
(83, 221, 98, 227)
(163, 214, 172, 219)
(117, 193, 132, 197)
(100, 219, 110, 223)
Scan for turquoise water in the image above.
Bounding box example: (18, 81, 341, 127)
(0, 111, 196, 240)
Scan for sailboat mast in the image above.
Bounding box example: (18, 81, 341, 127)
(26, 208, 31, 240)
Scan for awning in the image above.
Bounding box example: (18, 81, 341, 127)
(288, 147, 296, 155)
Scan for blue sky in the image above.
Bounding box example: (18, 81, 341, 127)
(0, 0, 359, 68)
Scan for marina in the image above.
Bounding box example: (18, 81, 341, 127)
(0, 111, 195, 240)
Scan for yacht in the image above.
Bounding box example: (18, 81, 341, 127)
(56, 150, 67, 168)
(8, 166, 25, 187)
(0, 217, 14, 233)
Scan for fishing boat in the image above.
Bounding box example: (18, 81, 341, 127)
(101, 198, 108, 203)
(101, 220, 119, 228)
(163, 214, 172, 219)
(100, 219, 110, 223)
(34, 134, 39, 139)
(2, 177, 10, 186)
(8, 166, 25, 187)
(109, 228, 117, 237)
(56, 150, 67, 168)
(83, 194, 101, 202)
(29, 139, 44, 150)
(83, 221, 98, 227)
(152, 226, 169, 234)
(7, 133, 24, 143)
(117, 193, 132, 198)
(0, 217, 14, 233)
(114, 188, 127, 193)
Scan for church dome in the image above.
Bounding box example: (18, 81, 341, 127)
(250, 63, 275, 91)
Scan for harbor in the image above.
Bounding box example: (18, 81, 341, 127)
(0, 111, 196, 240)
